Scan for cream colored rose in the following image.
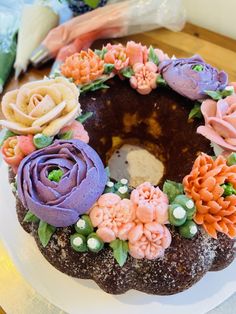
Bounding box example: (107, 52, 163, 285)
(0, 77, 81, 136)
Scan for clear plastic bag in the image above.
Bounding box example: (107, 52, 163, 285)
(108, 0, 186, 33)
(0, 0, 22, 91)
(30, 0, 186, 67)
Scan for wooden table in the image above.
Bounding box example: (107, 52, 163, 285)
(1, 22, 236, 100)
(0, 23, 236, 314)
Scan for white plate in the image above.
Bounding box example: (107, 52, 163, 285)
(0, 161, 235, 314)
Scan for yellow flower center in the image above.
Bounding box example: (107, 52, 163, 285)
(5, 138, 17, 157)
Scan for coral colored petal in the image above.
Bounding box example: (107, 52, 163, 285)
(18, 135, 36, 155)
(96, 227, 116, 243)
(203, 223, 218, 239)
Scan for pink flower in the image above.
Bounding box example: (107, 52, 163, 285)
(130, 182, 169, 224)
(130, 62, 158, 95)
(89, 193, 135, 243)
(103, 43, 129, 71)
(128, 222, 171, 260)
(154, 48, 170, 63)
(197, 94, 236, 151)
(1, 135, 36, 173)
(126, 41, 148, 66)
(60, 120, 89, 143)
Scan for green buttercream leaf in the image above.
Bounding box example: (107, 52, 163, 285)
(163, 180, 184, 203)
(227, 153, 236, 166)
(204, 90, 222, 100)
(38, 221, 56, 248)
(205, 87, 234, 100)
(80, 78, 109, 94)
(83, 0, 100, 9)
(23, 211, 40, 223)
(94, 48, 108, 59)
(110, 239, 129, 267)
(76, 112, 93, 124)
(104, 63, 115, 74)
(148, 46, 159, 65)
(120, 67, 134, 79)
(188, 102, 202, 120)
(48, 169, 64, 182)
(156, 75, 167, 86)
(221, 183, 236, 197)
(58, 130, 73, 140)
(221, 87, 234, 98)
(33, 134, 54, 149)
(0, 129, 15, 147)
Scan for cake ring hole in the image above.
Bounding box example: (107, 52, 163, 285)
(107, 137, 165, 188)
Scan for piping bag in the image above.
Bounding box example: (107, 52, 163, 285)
(14, 3, 59, 79)
(30, 0, 186, 68)
(0, 1, 21, 93)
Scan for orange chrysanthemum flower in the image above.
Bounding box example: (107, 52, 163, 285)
(183, 153, 236, 239)
(61, 50, 104, 85)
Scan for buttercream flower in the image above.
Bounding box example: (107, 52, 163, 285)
(130, 182, 169, 224)
(154, 48, 169, 63)
(0, 77, 80, 136)
(61, 49, 104, 85)
(130, 62, 158, 95)
(128, 222, 171, 260)
(1, 135, 36, 173)
(17, 140, 107, 227)
(59, 120, 89, 143)
(197, 95, 236, 151)
(159, 55, 228, 101)
(183, 153, 236, 239)
(125, 41, 148, 66)
(103, 43, 129, 71)
(89, 193, 135, 243)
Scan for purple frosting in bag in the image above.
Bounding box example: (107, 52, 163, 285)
(17, 140, 107, 227)
(159, 55, 228, 101)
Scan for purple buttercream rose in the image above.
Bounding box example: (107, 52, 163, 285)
(17, 140, 107, 227)
(159, 55, 228, 101)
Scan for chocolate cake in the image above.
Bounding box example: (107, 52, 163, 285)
(1, 41, 235, 295)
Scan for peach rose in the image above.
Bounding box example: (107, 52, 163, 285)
(104, 43, 129, 71)
(125, 41, 148, 66)
(130, 182, 169, 224)
(59, 120, 89, 143)
(89, 193, 135, 243)
(197, 94, 236, 151)
(128, 222, 171, 260)
(1, 135, 36, 173)
(0, 77, 81, 136)
(130, 62, 158, 95)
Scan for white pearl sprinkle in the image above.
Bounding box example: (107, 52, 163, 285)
(87, 238, 98, 249)
(106, 181, 114, 188)
(186, 200, 194, 209)
(118, 186, 128, 194)
(173, 207, 186, 219)
(120, 178, 128, 185)
(73, 237, 83, 247)
(190, 225, 198, 235)
(77, 219, 86, 229)
(225, 86, 234, 92)
(34, 134, 42, 139)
